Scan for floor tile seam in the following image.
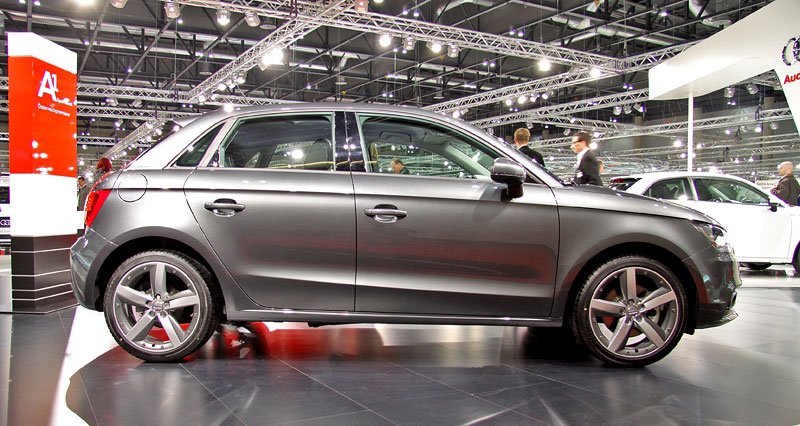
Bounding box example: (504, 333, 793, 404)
(74, 372, 101, 426)
(274, 358, 400, 426)
(501, 363, 657, 410)
(265, 409, 373, 426)
(180, 363, 250, 426)
(381, 358, 547, 424)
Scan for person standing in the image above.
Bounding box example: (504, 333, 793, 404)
(77, 176, 90, 210)
(570, 131, 602, 186)
(770, 161, 800, 206)
(513, 128, 545, 167)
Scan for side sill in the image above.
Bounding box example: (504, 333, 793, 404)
(227, 308, 563, 328)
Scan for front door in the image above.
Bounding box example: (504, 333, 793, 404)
(348, 112, 559, 317)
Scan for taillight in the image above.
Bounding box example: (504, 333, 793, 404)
(84, 188, 111, 228)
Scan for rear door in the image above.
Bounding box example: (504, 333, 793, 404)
(183, 112, 357, 310)
(347, 112, 559, 318)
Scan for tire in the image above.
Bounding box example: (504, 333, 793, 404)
(742, 263, 771, 271)
(103, 250, 220, 362)
(571, 256, 687, 367)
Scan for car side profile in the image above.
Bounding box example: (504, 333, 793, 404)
(70, 104, 740, 367)
(611, 171, 800, 272)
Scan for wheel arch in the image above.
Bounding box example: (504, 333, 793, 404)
(92, 236, 226, 319)
(559, 242, 699, 334)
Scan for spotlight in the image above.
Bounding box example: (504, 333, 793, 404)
(623, 105, 632, 114)
(446, 44, 459, 58)
(754, 123, 762, 133)
(568, 116, 577, 124)
(378, 33, 392, 48)
(746, 83, 758, 95)
(260, 48, 284, 67)
(724, 128, 731, 135)
(517, 95, 527, 104)
(613, 106, 622, 115)
(223, 104, 234, 113)
(589, 142, 598, 150)
(724, 86, 735, 98)
(235, 74, 246, 84)
(197, 94, 207, 103)
(563, 128, 571, 136)
(541, 91, 550, 100)
(403, 37, 415, 50)
(504, 99, 513, 106)
(633, 103, 644, 113)
(412, 9, 420, 17)
(354, 0, 368, 12)
(245, 11, 261, 27)
(589, 67, 602, 78)
(452, 110, 461, 119)
(537, 58, 552, 72)
(131, 99, 143, 108)
(216, 9, 231, 26)
(373, 0, 384, 3)
(673, 139, 683, 147)
(217, 83, 227, 91)
(335, 76, 347, 86)
(109, 0, 127, 8)
(427, 41, 443, 54)
(770, 122, 779, 130)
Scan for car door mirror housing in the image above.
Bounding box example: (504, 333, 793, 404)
(491, 158, 525, 199)
(769, 202, 779, 212)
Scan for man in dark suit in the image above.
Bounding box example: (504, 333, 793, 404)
(570, 131, 602, 186)
(770, 161, 800, 205)
(513, 128, 545, 167)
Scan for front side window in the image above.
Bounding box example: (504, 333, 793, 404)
(358, 115, 500, 180)
(211, 114, 334, 170)
(646, 178, 693, 200)
(693, 178, 769, 204)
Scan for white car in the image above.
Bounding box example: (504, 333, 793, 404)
(610, 171, 800, 271)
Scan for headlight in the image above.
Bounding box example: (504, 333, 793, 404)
(692, 221, 731, 253)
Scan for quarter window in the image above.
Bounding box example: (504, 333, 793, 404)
(358, 115, 500, 180)
(174, 123, 224, 167)
(211, 115, 334, 170)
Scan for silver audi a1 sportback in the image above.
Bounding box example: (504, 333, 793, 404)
(70, 104, 740, 367)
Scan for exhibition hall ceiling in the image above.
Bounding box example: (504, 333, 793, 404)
(0, 0, 792, 178)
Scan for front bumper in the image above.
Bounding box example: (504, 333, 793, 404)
(70, 227, 116, 310)
(684, 246, 741, 329)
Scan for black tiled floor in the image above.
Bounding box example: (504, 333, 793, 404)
(1, 271, 799, 426)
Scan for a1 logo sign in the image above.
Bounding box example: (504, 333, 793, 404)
(37, 70, 72, 106)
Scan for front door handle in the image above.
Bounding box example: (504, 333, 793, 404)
(204, 199, 245, 217)
(364, 205, 407, 223)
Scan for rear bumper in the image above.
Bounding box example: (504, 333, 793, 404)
(70, 227, 116, 310)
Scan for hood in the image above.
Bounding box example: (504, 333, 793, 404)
(553, 184, 719, 225)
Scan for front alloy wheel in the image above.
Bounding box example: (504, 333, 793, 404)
(104, 250, 220, 362)
(572, 256, 687, 367)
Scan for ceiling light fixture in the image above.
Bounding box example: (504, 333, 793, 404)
(335, 76, 347, 86)
(537, 58, 551, 72)
(446, 44, 459, 58)
(612, 106, 622, 115)
(724, 86, 735, 98)
(378, 33, 392, 48)
(245, 11, 261, 27)
(216, 8, 231, 26)
(746, 83, 758, 95)
(109, 0, 127, 8)
(427, 41, 443, 54)
(504, 99, 513, 106)
(517, 95, 527, 104)
(403, 37, 415, 51)
(589, 67, 602, 78)
(354, 0, 368, 12)
(770, 122, 779, 130)
(164, 2, 180, 19)
(633, 103, 644, 113)
(623, 105, 632, 114)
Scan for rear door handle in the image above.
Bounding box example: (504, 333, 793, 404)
(204, 199, 245, 217)
(364, 205, 407, 223)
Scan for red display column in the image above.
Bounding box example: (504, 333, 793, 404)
(5, 33, 78, 313)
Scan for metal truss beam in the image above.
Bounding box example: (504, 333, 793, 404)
(171, 0, 619, 70)
(470, 89, 650, 128)
(186, 0, 349, 101)
(0, 133, 118, 146)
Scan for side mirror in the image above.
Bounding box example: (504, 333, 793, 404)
(491, 158, 526, 199)
(769, 202, 779, 212)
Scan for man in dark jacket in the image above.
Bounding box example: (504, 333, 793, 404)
(771, 161, 800, 206)
(513, 128, 545, 167)
(570, 131, 602, 186)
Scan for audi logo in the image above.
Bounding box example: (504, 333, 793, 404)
(781, 37, 800, 66)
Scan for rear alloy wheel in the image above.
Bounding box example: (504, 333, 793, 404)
(572, 256, 687, 367)
(104, 250, 220, 362)
(742, 263, 771, 271)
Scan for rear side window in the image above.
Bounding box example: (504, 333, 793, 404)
(645, 178, 693, 200)
(609, 178, 640, 191)
(212, 114, 334, 170)
(174, 124, 224, 167)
